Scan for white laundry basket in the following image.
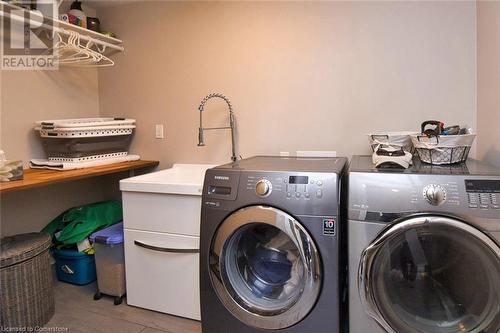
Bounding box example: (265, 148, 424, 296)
(34, 118, 136, 162)
(368, 132, 418, 153)
(411, 134, 476, 165)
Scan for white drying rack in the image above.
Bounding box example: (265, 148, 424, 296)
(0, 1, 124, 54)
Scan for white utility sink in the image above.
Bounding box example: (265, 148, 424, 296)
(119, 163, 216, 320)
(119, 163, 216, 195)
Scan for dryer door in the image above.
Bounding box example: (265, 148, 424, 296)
(209, 205, 322, 330)
(359, 215, 500, 333)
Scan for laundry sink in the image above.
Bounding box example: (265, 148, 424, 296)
(119, 163, 216, 195)
(119, 163, 216, 320)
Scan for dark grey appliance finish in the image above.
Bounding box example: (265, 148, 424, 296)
(200, 156, 347, 333)
(348, 155, 500, 333)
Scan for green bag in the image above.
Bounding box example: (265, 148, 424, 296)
(42, 200, 123, 245)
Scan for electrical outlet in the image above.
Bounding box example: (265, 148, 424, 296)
(280, 151, 290, 157)
(155, 124, 164, 139)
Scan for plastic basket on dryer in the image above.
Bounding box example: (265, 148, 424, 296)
(367, 132, 418, 153)
(411, 134, 476, 165)
(35, 118, 135, 163)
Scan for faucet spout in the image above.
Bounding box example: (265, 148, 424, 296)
(198, 127, 205, 146)
(197, 93, 237, 162)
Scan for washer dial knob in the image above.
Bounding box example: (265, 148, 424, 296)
(255, 179, 272, 197)
(423, 184, 446, 206)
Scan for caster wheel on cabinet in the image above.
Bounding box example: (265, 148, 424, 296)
(93, 291, 102, 300)
(114, 296, 123, 305)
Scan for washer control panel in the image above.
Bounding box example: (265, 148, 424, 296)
(255, 179, 272, 197)
(246, 174, 329, 201)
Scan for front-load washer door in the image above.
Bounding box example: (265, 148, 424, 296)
(209, 205, 322, 330)
(359, 215, 500, 333)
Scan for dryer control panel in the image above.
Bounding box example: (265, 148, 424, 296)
(349, 172, 500, 223)
(465, 179, 500, 209)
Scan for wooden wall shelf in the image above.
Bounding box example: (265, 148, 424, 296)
(0, 160, 159, 194)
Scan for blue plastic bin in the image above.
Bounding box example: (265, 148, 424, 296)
(52, 249, 96, 285)
(89, 222, 124, 245)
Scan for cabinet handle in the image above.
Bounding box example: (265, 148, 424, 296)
(134, 240, 199, 254)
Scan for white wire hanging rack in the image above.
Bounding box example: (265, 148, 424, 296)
(0, 1, 124, 54)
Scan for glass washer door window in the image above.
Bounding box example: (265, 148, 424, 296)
(359, 215, 500, 333)
(209, 205, 322, 330)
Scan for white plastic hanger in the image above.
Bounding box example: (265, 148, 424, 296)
(60, 32, 114, 67)
(36, 29, 115, 68)
(58, 31, 95, 65)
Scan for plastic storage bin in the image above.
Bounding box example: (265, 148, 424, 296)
(90, 223, 126, 305)
(52, 249, 96, 285)
(34, 117, 136, 162)
(1, 233, 54, 329)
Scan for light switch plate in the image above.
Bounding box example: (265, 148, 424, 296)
(155, 124, 164, 139)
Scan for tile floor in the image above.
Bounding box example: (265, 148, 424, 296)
(45, 281, 201, 333)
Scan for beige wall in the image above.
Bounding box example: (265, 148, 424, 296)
(98, 1, 477, 168)
(0, 8, 103, 236)
(1, 2, 100, 164)
(477, 1, 500, 168)
(0, 179, 106, 236)
(1, 69, 100, 164)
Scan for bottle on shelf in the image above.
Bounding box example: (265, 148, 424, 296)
(68, 0, 87, 28)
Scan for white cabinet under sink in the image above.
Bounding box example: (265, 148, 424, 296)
(123, 229, 200, 319)
(120, 164, 215, 320)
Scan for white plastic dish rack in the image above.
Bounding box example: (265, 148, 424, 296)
(34, 117, 136, 160)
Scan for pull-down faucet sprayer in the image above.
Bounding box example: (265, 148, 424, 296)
(197, 93, 237, 162)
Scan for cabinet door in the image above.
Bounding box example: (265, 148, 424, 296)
(124, 229, 200, 320)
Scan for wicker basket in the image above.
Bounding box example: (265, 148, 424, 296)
(0, 233, 54, 330)
(411, 134, 476, 165)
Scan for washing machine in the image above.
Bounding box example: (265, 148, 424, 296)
(200, 156, 348, 333)
(348, 155, 500, 333)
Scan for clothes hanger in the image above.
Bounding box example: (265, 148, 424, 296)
(36, 29, 115, 67)
(58, 31, 94, 65)
(64, 41, 114, 68)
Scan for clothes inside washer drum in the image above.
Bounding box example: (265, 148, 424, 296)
(245, 247, 293, 298)
(253, 260, 292, 284)
(252, 245, 292, 284)
(238, 226, 294, 295)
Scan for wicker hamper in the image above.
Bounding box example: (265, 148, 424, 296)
(0, 233, 54, 330)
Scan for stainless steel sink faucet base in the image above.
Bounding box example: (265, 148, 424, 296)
(197, 93, 237, 162)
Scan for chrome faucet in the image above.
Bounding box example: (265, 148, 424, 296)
(197, 93, 237, 162)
